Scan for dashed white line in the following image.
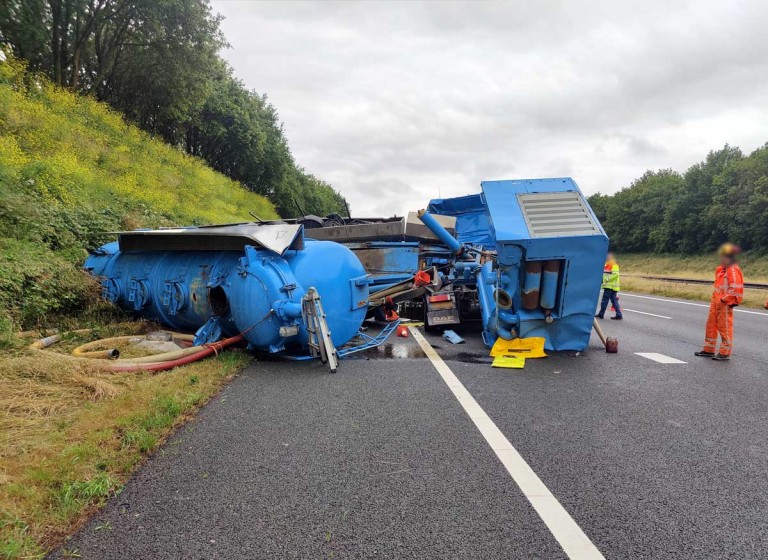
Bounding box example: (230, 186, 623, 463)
(622, 308, 672, 319)
(635, 352, 687, 364)
(620, 293, 709, 308)
(621, 293, 768, 316)
(410, 327, 605, 560)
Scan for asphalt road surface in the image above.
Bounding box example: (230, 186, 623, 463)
(50, 293, 768, 559)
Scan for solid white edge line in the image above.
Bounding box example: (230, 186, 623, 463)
(622, 308, 672, 319)
(621, 292, 768, 316)
(634, 352, 687, 364)
(410, 327, 605, 560)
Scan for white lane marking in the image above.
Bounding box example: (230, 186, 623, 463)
(410, 327, 605, 560)
(621, 293, 768, 316)
(622, 308, 672, 319)
(635, 352, 687, 364)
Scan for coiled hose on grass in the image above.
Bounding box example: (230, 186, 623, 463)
(70, 333, 197, 362)
(27, 329, 244, 372)
(25, 312, 272, 373)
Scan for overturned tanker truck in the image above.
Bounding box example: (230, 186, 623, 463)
(306, 177, 609, 351)
(84, 177, 608, 370)
(83, 215, 456, 371)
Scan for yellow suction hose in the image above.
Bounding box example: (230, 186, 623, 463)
(23, 313, 268, 372)
(70, 333, 198, 363)
(26, 329, 214, 368)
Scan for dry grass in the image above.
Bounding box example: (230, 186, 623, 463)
(620, 253, 768, 283)
(0, 323, 250, 559)
(622, 277, 767, 309)
(619, 253, 768, 308)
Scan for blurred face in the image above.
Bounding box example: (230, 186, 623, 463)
(606, 252, 615, 262)
(719, 253, 732, 267)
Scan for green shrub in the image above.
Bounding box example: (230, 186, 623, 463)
(0, 54, 279, 329)
(0, 238, 97, 328)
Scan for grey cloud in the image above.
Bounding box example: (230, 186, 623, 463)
(213, 0, 768, 216)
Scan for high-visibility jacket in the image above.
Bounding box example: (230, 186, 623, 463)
(713, 264, 743, 306)
(602, 261, 620, 291)
(702, 264, 743, 356)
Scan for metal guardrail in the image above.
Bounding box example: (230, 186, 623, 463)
(625, 274, 768, 290)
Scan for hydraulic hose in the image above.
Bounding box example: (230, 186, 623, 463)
(106, 312, 271, 371)
(107, 335, 245, 372)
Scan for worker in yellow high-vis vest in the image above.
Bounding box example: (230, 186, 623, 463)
(595, 252, 622, 320)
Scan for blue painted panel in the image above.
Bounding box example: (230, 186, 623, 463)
(343, 241, 420, 293)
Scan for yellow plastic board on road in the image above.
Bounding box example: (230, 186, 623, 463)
(492, 355, 526, 369)
(490, 336, 547, 358)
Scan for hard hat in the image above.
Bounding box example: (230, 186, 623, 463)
(718, 243, 740, 257)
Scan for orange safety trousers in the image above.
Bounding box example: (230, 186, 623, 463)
(703, 300, 734, 356)
(702, 264, 743, 356)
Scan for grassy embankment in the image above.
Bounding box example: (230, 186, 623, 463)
(619, 253, 768, 308)
(0, 54, 277, 558)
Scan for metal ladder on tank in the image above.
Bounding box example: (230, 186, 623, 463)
(301, 287, 339, 373)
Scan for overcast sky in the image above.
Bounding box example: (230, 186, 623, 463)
(212, 0, 768, 217)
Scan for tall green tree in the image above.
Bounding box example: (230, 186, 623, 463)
(0, 0, 349, 218)
(589, 143, 768, 254)
(185, 72, 292, 198)
(594, 169, 685, 252)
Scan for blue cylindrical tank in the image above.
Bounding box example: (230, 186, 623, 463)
(540, 260, 561, 311)
(84, 239, 369, 353)
(522, 261, 542, 310)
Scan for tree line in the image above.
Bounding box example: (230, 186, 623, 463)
(588, 143, 768, 254)
(0, 0, 347, 217)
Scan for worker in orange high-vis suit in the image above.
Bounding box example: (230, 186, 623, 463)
(695, 243, 744, 361)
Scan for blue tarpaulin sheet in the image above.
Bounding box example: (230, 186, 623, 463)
(427, 194, 495, 250)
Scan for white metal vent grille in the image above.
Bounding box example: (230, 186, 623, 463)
(517, 192, 601, 238)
